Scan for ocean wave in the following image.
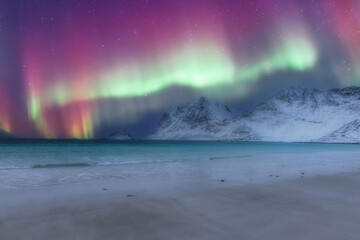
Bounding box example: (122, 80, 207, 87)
(209, 155, 252, 160)
(0, 166, 29, 170)
(32, 163, 92, 168)
(1, 157, 202, 170)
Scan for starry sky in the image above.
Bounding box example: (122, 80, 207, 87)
(0, 0, 359, 139)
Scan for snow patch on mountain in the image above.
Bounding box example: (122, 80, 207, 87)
(107, 130, 134, 140)
(317, 119, 360, 143)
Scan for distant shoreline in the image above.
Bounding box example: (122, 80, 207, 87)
(0, 138, 359, 145)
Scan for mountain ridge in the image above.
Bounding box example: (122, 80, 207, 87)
(149, 86, 360, 143)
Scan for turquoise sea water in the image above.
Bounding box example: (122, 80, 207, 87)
(1, 140, 360, 188)
(0, 140, 359, 169)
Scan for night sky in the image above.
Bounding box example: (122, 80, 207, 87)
(0, 0, 359, 139)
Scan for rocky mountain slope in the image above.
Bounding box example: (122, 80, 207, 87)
(150, 97, 233, 140)
(318, 119, 360, 143)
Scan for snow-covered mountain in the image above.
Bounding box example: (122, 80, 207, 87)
(107, 130, 134, 140)
(150, 97, 233, 140)
(149, 87, 360, 143)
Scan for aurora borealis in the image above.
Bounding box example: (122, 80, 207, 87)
(0, 0, 359, 139)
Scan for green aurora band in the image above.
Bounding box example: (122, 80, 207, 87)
(43, 36, 317, 107)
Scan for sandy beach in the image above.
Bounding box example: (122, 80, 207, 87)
(1, 170, 359, 240)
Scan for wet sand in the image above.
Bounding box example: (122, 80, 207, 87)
(1, 172, 359, 240)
